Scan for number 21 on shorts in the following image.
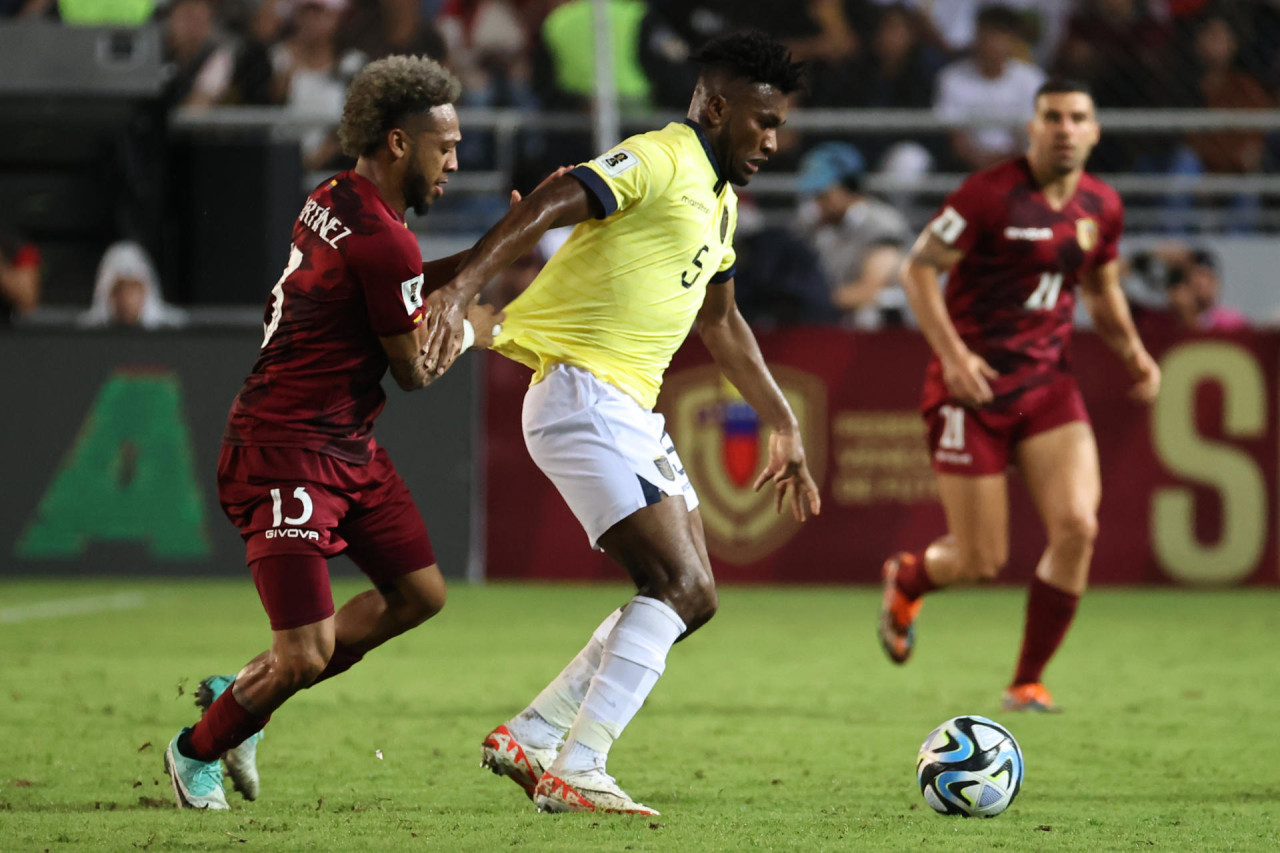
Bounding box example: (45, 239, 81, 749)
(938, 404, 966, 451)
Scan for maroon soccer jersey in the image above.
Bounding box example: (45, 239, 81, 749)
(920, 157, 1123, 414)
(224, 171, 427, 463)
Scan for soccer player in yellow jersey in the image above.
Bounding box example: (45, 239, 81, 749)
(423, 31, 819, 815)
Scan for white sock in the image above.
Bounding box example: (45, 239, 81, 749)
(557, 596, 686, 773)
(509, 608, 623, 747)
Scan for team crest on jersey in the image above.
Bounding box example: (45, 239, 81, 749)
(653, 457, 676, 481)
(659, 366, 827, 565)
(400, 273, 424, 316)
(720, 208, 729, 243)
(1076, 218, 1099, 252)
(596, 148, 637, 177)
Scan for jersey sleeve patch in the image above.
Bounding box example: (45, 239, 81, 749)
(930, 205, 968, 245)
(400, 273, 424, 316)
(595, 148, 639, 177)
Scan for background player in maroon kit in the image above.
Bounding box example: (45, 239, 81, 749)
(879, 78, 1161, 712)
(163, 55, 503, 810)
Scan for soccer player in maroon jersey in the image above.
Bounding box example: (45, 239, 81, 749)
(162, 55, 503, 810)
(878, 78, 1161, 712)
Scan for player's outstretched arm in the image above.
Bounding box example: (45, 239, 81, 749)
(419, 174, 597, 377)
(694, 279, 821, 522)
(900, 229, 997, 407)
(1080, 259, 1161, 403)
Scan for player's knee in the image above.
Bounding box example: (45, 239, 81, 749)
(276, 648, 330, 691)
(658, 570, 717, 631)
(1051, 511, 1098, 552)
(405, 575, 447, 626)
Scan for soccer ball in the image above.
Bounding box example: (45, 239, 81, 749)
(916, 715, 1024, 818)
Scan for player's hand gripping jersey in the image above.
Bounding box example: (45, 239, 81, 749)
(224, 171, 427, 463)
(494, 120, 738, 409)
(921, 157, 1124, 414)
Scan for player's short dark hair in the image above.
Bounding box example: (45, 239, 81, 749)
(1035, 77, 1094, 104)
(691, 30, 806, 95)
(975, 4, 1023, 34)
(338, 55, 462, 159)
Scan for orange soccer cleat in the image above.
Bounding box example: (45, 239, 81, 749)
(877, 553, 923, 664)
(1002, 682, 1062, 713)
(480, 724, 558, 800)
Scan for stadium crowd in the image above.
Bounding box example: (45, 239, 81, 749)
(2, 0, 1280, 326)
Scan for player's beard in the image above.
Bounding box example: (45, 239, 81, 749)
(405, 169, 431, 217)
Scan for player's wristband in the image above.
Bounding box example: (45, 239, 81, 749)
(461, 319, 475, 351)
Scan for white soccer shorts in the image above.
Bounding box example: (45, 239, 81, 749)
(522, 364, 698, 548)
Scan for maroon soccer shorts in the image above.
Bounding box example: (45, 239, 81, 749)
(923, 372, 1090, 476)
(217, 444, 435, 630)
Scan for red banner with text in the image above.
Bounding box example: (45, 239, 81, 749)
(484, 329, 1279, 586)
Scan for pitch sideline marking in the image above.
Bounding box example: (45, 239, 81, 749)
(0, 592, 146, 624)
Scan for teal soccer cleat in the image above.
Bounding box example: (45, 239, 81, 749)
(164, 728, 230, 810)
(197, 674, 264, 800)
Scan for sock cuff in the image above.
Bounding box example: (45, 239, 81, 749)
(630, 596, 687, 636)
(1030, 575, 1081, 611)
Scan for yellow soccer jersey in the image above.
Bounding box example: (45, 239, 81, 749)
(494, 120, 738, 409)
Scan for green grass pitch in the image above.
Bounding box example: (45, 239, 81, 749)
(2, 579, 1278, 852)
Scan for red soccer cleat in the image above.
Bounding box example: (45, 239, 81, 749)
(878, 552, 922, 664)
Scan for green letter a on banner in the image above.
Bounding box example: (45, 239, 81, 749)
(17, 369, 211, 559)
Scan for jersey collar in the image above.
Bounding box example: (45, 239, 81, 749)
(683, 119, 726, 194)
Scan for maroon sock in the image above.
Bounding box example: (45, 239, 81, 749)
(894, 552, 939, 601)
(307, 642, 366, 689)
(183, 688, 269, 762)
(1012, 576, 1080, 686)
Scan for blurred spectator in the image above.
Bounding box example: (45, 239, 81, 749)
(161, 0, 235, 109)
(1054, 0, 1172, 107)
(794, 142, 912, 329)
(226, 0, 290, 105)
(1, 0, 54, 17)
(343, 0, 445, 59)
(850, 4, 939, 109)
(78, 241, 187, 330)
(271, 0, 368, 169)
(1164, 248, 1249, 330)
(0, 228, 41, 327)
(934, 4, 1045, 171)
(1133, 246, 1249, 333)
(533, 0, 652, 112)
(734, 197, 835, 328)
(1184, 12, 1273, 175)
(885, 0, 1068, 62)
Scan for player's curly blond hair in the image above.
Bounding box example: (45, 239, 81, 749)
(338, 55, 462, 159)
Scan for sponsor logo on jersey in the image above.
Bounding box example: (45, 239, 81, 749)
(1076, 217, 1098, 251)
(660, 366, 827, 565)
(400, 274, 424, 316)
(264, 528, 321, 541)
(1004, 226, 1054, 241)
(596, 148, 638, 177)
(680, 194, 710, 214)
